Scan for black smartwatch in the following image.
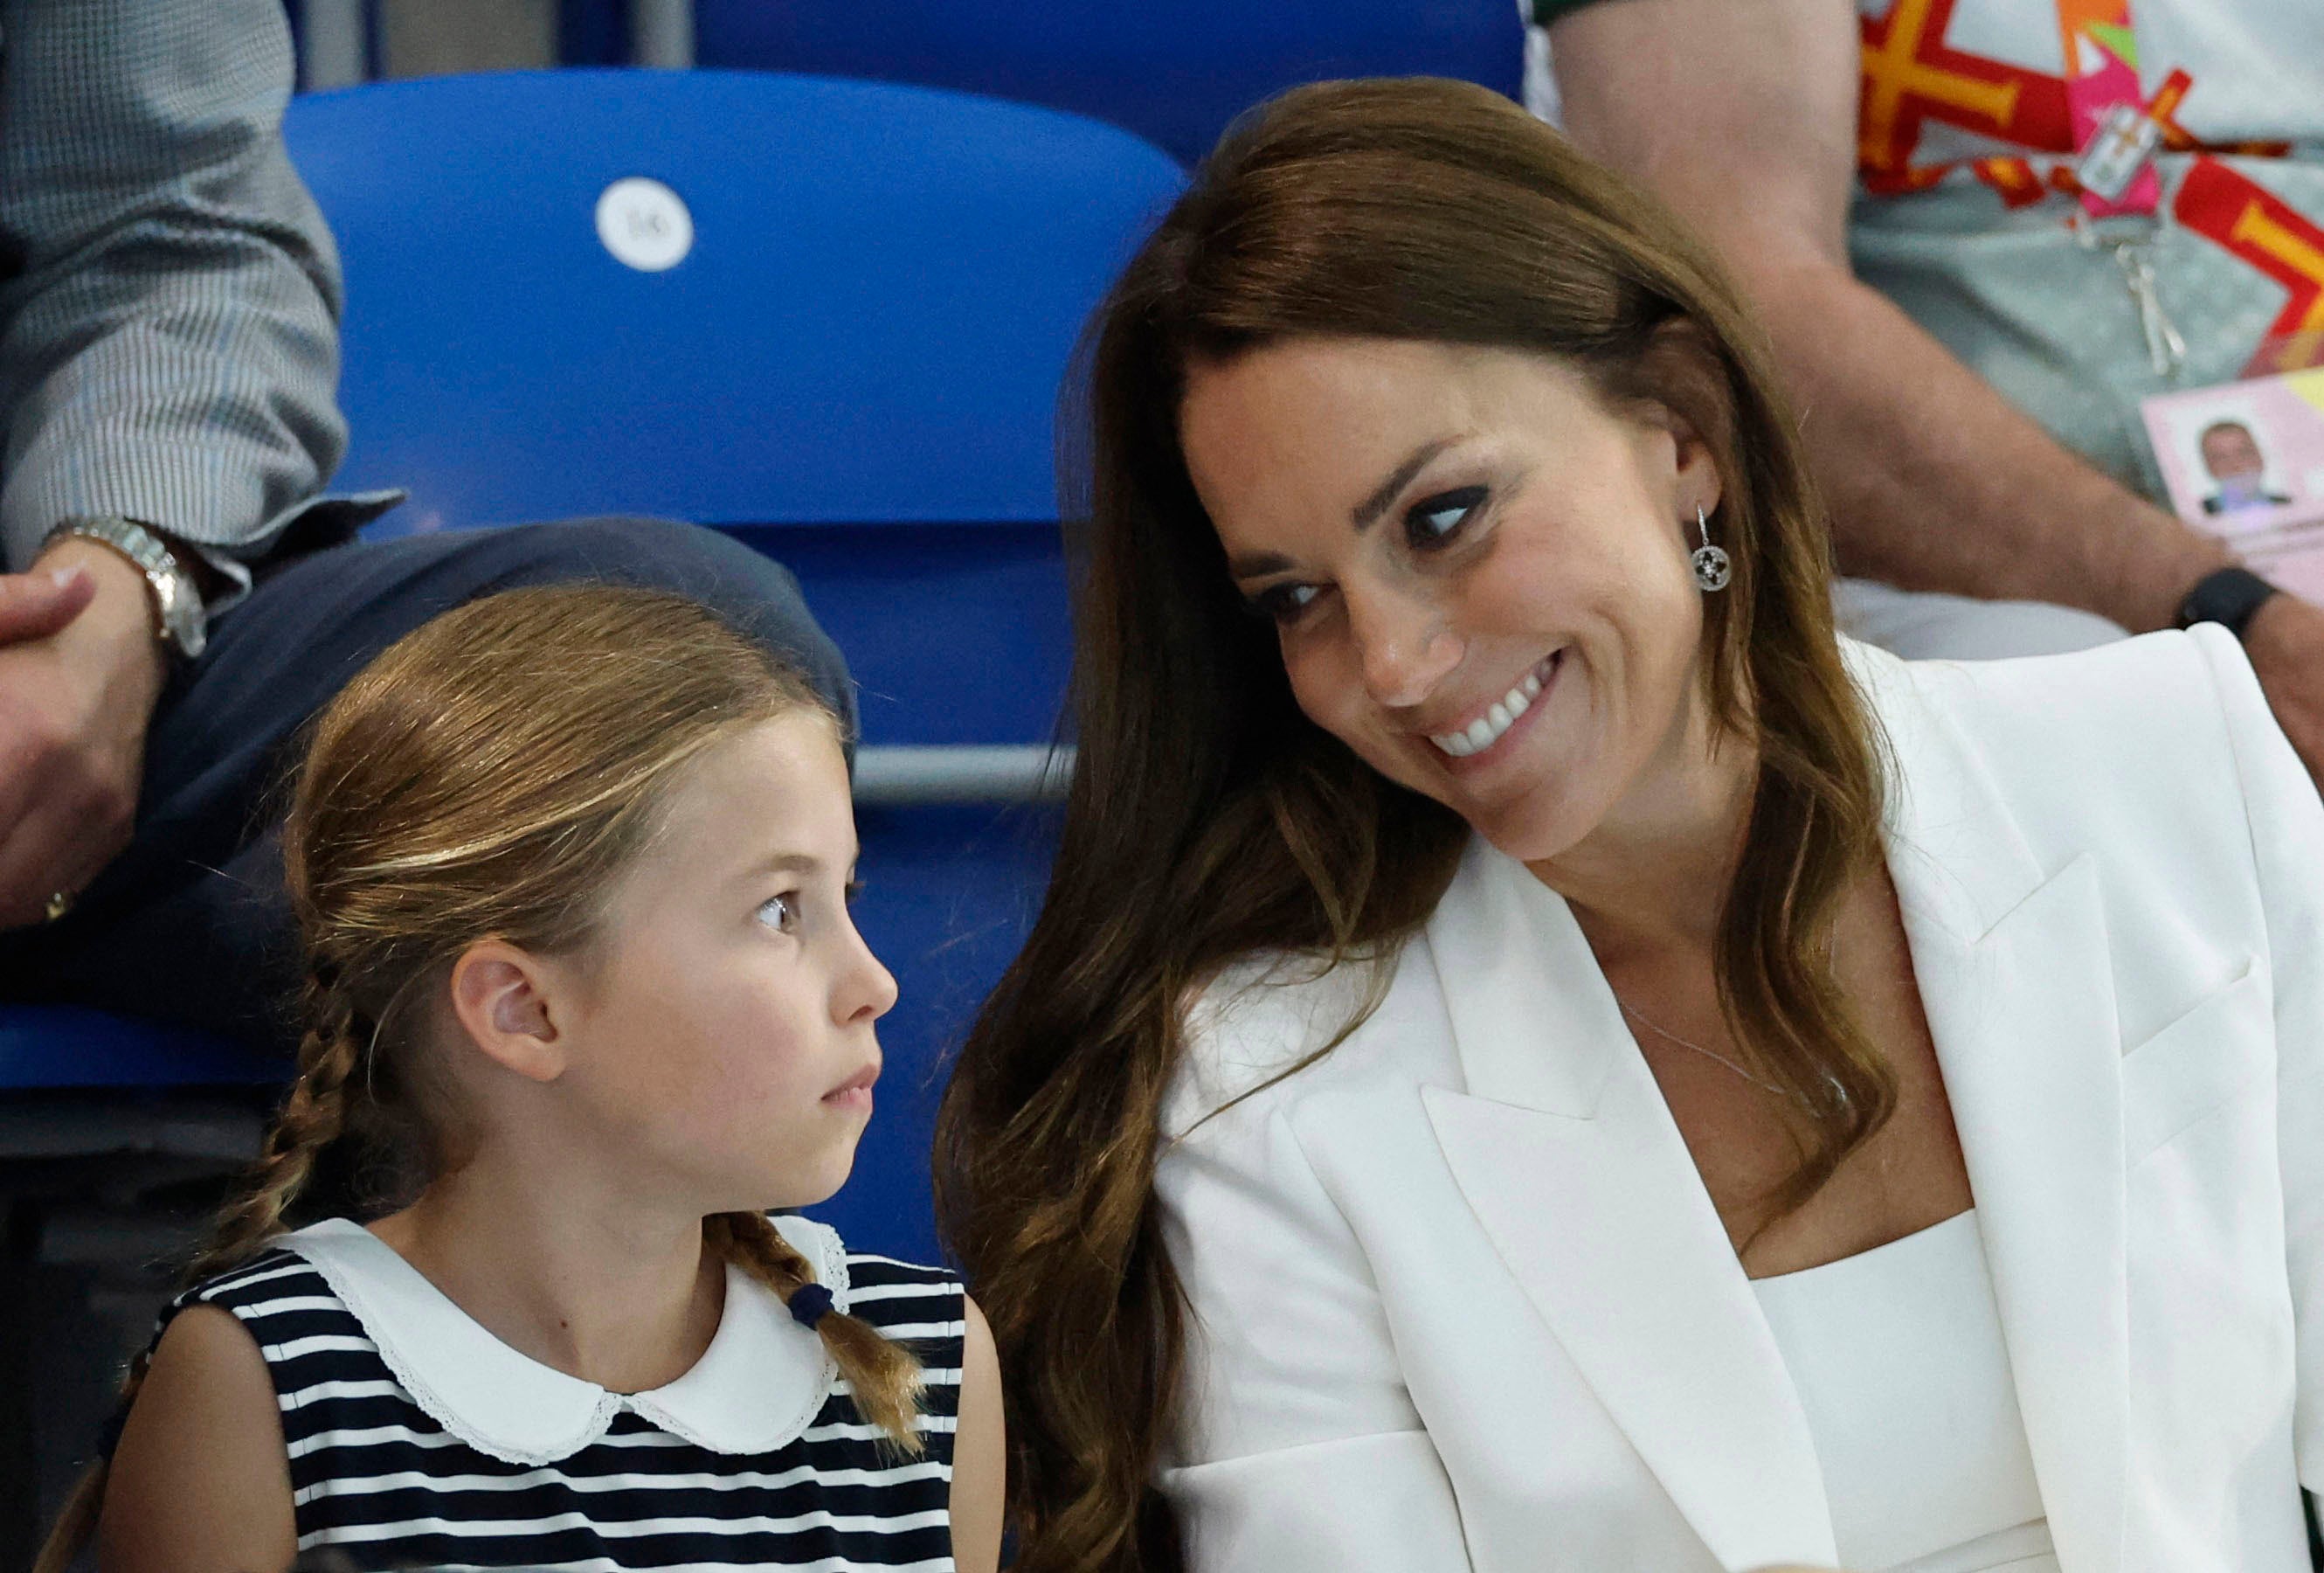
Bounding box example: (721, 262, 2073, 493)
(2174, 566, 2279, 643)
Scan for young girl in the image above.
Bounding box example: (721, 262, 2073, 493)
(40, 585, 1006, 1573)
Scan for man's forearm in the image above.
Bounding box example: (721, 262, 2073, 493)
(1740, 249, 2227, 634)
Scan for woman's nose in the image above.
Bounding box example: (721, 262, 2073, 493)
(1347, 583, 1461, 708)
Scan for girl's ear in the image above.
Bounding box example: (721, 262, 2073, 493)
(447, 940, 570, 1083)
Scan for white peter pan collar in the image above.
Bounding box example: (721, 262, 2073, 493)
(280, 1215, 848, 1466)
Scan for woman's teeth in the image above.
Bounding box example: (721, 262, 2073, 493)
(1431, 659, 1551, 759)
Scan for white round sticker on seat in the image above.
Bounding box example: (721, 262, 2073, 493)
(594, 177, 693, 272)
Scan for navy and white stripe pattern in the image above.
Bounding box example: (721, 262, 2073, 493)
(150, 1223, 965, 1571)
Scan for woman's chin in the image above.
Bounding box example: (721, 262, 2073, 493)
(1450, 772, 1607, 867)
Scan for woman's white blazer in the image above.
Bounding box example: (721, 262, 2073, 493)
(1154, 628, 2324, 1572)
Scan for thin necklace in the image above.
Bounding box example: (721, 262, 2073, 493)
(1613, 996, 1792, 1097)
(1608, 934, 1850, 1112)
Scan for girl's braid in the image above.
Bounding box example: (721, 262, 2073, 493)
(187, 967, 366, 1283)
(706, 1211, 925, 1451)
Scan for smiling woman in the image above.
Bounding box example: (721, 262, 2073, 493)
(935, 76, 2324, 1573)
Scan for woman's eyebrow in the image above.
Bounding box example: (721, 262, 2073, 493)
(1228, 549, 1295, 581)
(1351, 437, 1456, 531)
(1224, 434, 1462, 582)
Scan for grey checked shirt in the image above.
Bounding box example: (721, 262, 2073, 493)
(0, 0, 363, 585)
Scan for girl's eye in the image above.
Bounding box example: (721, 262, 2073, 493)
(844, 879, 865, 907)
(1405, 485, 1487, 548)
(756, 893, 799, 932)
(1249, 582, 1323, 626)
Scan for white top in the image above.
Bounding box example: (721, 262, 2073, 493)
(1752, 1209, 2058, 1573)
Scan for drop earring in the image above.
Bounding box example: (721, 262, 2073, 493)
(1691, 503, 1732, 592)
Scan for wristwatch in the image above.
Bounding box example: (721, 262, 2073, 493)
(42, 516, 208, 660)
(2173, 565, 2279, 645)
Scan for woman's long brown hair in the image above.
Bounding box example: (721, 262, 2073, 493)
(38, 586, 924, 1573)
(933, 77, 1891, 1573)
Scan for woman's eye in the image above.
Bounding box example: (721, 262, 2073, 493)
(1405, 485, 1487, 548)
(756, 893, 799, 932)
(844, 879, 866, 908)
(1250, 582, 1324, 625)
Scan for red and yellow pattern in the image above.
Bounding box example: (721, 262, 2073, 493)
(2175, 156, 2324, 373)
(1858, 0, 2072, 192)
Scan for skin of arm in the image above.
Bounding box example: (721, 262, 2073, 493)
(1545, 0, 2324, 785)
(96, 1304, 297, 1573)
(949, 1293, 1007, 1573)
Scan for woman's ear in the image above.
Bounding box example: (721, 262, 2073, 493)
(446, 940, 571, 1084)
(1633, 318, 1728, 520)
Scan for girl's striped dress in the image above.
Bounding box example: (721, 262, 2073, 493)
(135, 1215, 965, 1571)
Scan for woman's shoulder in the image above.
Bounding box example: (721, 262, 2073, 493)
(1857, 628, 2265, 808)
(1854, 627, 2254, 757)
(1860, 627, 2292, 890)
(1166, 942, 1440, 1139)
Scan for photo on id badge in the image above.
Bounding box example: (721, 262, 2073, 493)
(2142, 371, 2324, 604)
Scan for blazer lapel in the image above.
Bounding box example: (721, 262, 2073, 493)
(1421, 841, 1839, 1571)
(1873, 650, 2128, 1573)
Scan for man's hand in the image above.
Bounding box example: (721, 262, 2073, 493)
(0, 537, 169, 928)
(2240, 593, 2324, 793)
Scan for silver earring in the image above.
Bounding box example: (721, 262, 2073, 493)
(1691, 504, 1732, 592)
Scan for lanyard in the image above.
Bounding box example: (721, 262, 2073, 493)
(2058, 0, 2167, 217)
(2057, 0, 2188, 378)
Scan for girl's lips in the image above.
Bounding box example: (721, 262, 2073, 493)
(822, 1064, 879, 1105)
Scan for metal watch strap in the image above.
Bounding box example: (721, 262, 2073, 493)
(2174, 565, 2279, 643)
(41, 516, 208, 660)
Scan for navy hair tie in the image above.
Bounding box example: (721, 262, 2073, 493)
(788, 1283, 836, 1331)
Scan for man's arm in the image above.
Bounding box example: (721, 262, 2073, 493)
(1547, 0, 2227, 629)
(0, 0, 348, 926)
(1546, 0, 2324, 780)
(0, 0, 349, 580)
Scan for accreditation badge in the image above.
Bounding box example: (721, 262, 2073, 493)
(2142, 366, 2324, 605)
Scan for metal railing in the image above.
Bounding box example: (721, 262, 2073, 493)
(853, 744, 1071, 807)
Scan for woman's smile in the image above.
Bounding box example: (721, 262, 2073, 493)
(1424, 650, 1564, 766)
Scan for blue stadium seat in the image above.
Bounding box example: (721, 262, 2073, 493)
(269, 68, 1185, 1259)
(560, 0, 1526, 167)
(0, 1008, 281, 1093)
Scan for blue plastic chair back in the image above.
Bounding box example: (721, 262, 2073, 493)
(283, 69, 1185, 537)
(689, 0, 1525, 166)
(0, 1006, 284, 1091)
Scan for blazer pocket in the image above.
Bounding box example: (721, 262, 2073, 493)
(2118, 961, 2271, 1160)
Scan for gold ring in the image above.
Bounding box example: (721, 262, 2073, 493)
(44, 889, 73, 923)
